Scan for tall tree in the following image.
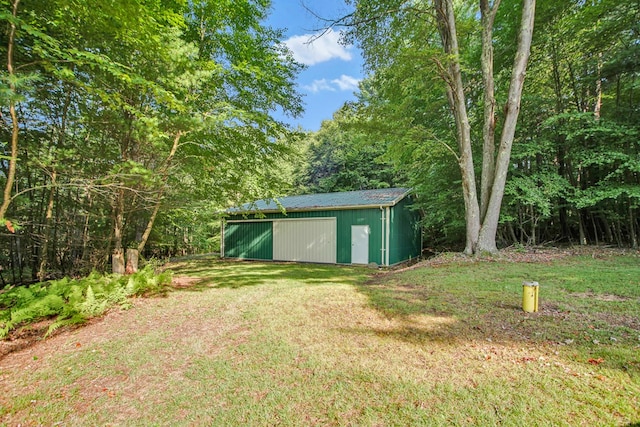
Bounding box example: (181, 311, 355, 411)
(0, 0, 303, 281)
(343, 0, 536, 254)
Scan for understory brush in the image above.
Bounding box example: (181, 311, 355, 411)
(0, 266, 172, 339)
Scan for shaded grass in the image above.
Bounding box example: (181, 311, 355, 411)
(168, 256, 367, 290)
(360, 255, 640, 375)
(1, 254, 639, 426)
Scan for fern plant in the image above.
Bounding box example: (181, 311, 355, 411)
(45, 314, 86, 338)
(80, 285, 108, 317)
(0, 265, 173, 339)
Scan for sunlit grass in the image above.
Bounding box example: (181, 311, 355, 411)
(1, 254, 638, 426)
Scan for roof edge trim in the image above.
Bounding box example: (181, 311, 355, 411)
(226, 188, 413, 216)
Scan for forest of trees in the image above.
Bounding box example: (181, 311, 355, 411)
(297, 0, 639, 252)
(1, 0, 638, 284)
(0, 0, 302, 284)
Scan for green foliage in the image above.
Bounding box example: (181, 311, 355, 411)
(294, 107, 403, 194)
(0, 0, 303, 282)
(80, 285, 107, 317)
(336, 0, 640, 250)
(500, 0, 640, 246)
(0, 266, 172, 339)
(504, 172, 571, 220)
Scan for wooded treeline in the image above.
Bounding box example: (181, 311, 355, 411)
(0, 0, 302, 284)
(295, 0, 639, 251)
(1, 0, 638, 284)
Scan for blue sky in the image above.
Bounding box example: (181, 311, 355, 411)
(266, 0, 364, 131)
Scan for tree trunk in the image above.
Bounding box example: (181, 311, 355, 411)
(37, 80, 71, 279)
(590, 212, 599, 245)
(137, 199, 161, 255)
(476, 0, 536, 254)
(112, 251, 125, 275)
(578, 210, 587, 245)
(530, 206, 537, 246)
(600, 214, 613, 244)
(434, 0, 480, 255)
(125, 248, 139, 274)
(507, 222, 518, 245)
(594, 52, 603, 120)
(550, 39, 573, 241)
(134, 131, 183, 256)
(37, 170, 56, 281)
(433, 0, 536, 255)
(479, 0, 500, 220)
(112, 188, 126, 274)
(81, 192, 92, 264)
(629, 204, 637, 249)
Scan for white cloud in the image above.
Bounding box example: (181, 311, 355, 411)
(283, 29, 352, 66)
(331, 74, 361, 91)
(302, 75, 362, 94)
(302, 79, 336, 93)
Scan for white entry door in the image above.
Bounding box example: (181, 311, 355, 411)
(351, 225, 370, 265)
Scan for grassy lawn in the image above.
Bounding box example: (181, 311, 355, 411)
(1, 253, 639, 426)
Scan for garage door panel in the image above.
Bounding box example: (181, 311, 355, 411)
(224, 221, 272, 260)
(273, 218, 336, 263)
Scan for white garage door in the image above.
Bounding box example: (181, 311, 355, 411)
(273, 218, 337, 263)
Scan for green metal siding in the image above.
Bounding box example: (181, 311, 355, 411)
(225, 197, 421, 265)
(226, 208, 384, 265)
(388, 198, 422, 264)
(332, 208, 383, 265)
(224, 221, 272, 260)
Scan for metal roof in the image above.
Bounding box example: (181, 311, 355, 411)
(228, 187, 412, 214)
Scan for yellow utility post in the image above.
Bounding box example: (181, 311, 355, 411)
(522, 281, 539, 312)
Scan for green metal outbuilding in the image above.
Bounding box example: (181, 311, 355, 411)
(222, 188, 422, 266)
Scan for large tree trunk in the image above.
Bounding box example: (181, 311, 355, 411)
(479, 0, 500, 220)
(476, 0, 536, 254)
(434, 0, 481, 255)
(434, 0, 536, 255)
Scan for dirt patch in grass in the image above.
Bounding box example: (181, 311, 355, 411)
(169, 276, 205, 289)
(0, 316, 104, 359)
(400, 245, 637, 271)
(0, 300, 138, 360)
(0, 320, 53, 359)
(570, 291, 631, 302)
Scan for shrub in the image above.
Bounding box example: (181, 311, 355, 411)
(0, 266, 173, 339)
